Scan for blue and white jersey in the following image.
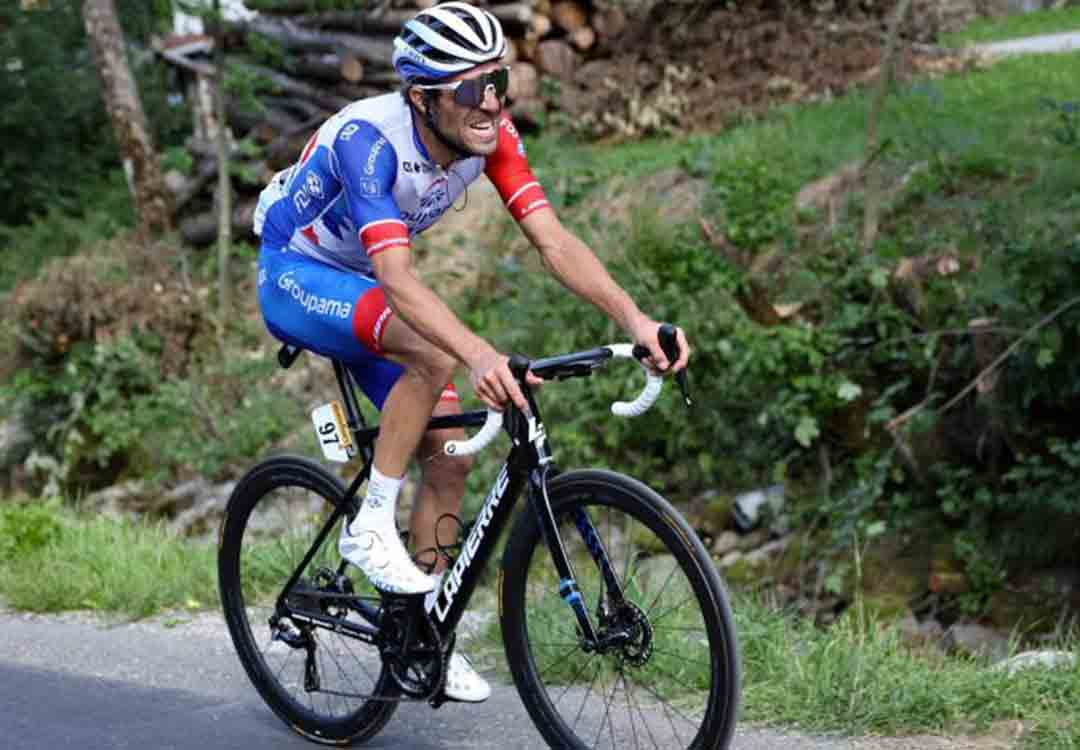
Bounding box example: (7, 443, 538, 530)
(254, 92, 549, 276)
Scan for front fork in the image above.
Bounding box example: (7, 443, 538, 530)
(528, 466, 629, 650)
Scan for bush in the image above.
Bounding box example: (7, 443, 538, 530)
(0, 500, 64, 562)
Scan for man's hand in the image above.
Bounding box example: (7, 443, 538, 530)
(468, 348, 544, 412)
(630, 318, 691, 376)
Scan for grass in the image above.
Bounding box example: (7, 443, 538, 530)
(3, 500, 1080, 746)
(0, 500, 217, 619)
(736, 595, 1080, 749)
(941, 6, 1080, 47)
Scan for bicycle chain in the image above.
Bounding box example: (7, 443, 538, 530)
(298, 598, 451, 705)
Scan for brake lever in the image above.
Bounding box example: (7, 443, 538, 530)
(632, 324, 692, 408)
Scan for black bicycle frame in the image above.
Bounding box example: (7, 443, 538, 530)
(273, 349, 626, 651)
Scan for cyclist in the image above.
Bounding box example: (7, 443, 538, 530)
(253, 1, 690, 703)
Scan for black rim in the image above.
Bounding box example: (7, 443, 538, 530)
(517, 487, 731, 749)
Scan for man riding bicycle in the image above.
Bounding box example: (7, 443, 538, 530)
(253, 1, 690, 704)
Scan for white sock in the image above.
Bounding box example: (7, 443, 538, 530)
(349, 466, 402, 533)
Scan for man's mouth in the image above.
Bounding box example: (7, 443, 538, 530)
(468, 119, 497, 137)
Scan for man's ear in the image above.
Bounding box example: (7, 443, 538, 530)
(408, 87, 427, 115)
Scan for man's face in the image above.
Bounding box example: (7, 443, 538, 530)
(426, 62, 505, 157)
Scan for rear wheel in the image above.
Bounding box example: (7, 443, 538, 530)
(218, 455, 398, 745)
(500, 469, 739, 750)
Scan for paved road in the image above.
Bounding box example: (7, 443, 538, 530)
(0, 608, 865, 750)
(974, 30, 1080, 56)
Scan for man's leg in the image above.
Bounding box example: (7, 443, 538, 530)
(410, 395, 472, 573)
(340, 313, 459, 595)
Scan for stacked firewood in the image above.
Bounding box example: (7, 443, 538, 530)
(158, 0, 628, 245)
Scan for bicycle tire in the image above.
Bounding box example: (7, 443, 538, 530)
(500, 469, 740, 750)
(218, 455, 398, 745)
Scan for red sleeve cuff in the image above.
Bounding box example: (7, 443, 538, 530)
(360, 219, 410, 257)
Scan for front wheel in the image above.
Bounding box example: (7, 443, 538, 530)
(500, 469, 740, 750)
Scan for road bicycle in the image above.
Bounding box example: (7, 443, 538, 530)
(217, 324, 740, 749)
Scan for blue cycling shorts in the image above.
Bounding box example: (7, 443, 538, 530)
(257, 247, 408, 409)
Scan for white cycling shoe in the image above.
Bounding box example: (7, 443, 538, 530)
(443, 650, 491, 703)
(338, 511, 433, 596)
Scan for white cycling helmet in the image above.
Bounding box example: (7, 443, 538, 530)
(393, 2, 506, 84)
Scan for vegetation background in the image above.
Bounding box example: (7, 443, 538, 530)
(3, 0, 1080, 746)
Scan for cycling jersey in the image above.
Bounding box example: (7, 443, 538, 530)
(255, 92, 549, 273)
(255, 93, 550, 409)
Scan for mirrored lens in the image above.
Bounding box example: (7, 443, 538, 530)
(454, 67, 510, 108)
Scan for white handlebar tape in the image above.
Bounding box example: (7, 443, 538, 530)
(606, 344, 664, 418)
(444, 409, 504, 456)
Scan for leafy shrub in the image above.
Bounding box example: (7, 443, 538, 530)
(0, 500, 64, 562)
(1, 1, 184, 226)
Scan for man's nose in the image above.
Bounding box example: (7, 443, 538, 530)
(479, 84, 501, 114)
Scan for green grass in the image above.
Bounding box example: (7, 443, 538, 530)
(0, 500, 217, 619)
(737, 596, 1080, 748)
(941, 6, 1080, 47)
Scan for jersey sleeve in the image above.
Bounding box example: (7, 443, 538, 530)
(483, 117, 551, 222)
(332, 120, 410, 259)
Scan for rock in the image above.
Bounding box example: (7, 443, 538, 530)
(719, 550, 743, 569)
(711, 530, 739, 557)
(744, 535, 793, 565)
(994, 650, 1077, 676)
(0, 417, 33, 477)
(896, 613, 944, 647)
(732, 484, 785, 532)
(735, 529, 770, 553)
(943, 622, 1010, 661)
(699, 493, 735, 535)
(84, 480, 152, 517)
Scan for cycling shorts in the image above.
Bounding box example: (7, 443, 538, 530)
(257, 246, 458, 410)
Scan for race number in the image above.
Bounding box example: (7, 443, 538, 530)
(311, 401, 355, 463)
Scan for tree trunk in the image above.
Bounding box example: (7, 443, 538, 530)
(82, 0, 171, 236)
(213, 0, 232, 325)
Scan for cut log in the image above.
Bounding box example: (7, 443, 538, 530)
(592, 5, 627, 39)
(230, 60, 352, 112)
(569, 26, 595, 51)
(166, 159, 217, 213)
(489, 3, 534, 27)
(288, 52, 364, 83)
(518, 36, 539, 61)
(534, 39, 576, 80)
(528, 12, 552, 39)
(180, 198, 259, 246)
(232, 17, 395, 66)
(551, 1, 588, 33)
(507, 62, 539, 101)
(292, 9, 414, 35)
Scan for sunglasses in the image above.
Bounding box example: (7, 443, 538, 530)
(415, 66, 510, 109)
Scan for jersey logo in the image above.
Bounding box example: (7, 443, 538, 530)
(305, 172, 324, 199)
(339, 123, 360, 141)
(365, 137, 387, 175)
(357, 178, 381, 197)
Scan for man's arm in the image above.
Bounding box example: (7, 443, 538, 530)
(371, 247, 536, 411)
(518, 207, 691, 373)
